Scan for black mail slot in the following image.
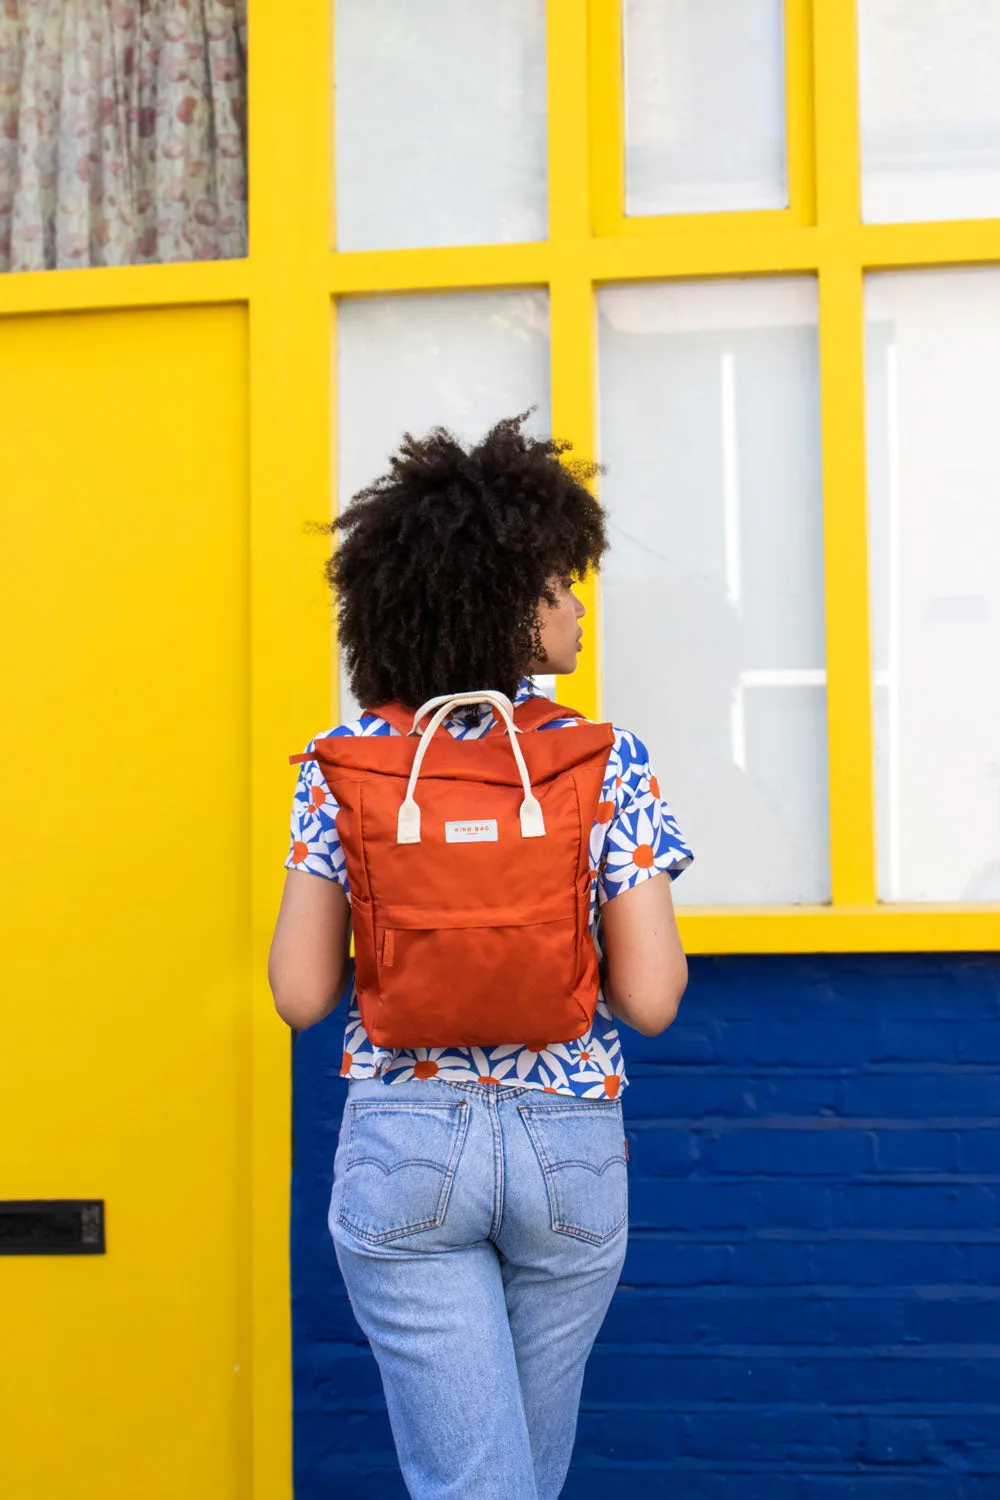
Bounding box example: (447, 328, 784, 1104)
(0, 1200, 105, 1254)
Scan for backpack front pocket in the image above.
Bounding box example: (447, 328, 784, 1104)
(518, 1099, 628, 1245)
(366, 907, 595, 1050)
(335, 1099, 469, 1245)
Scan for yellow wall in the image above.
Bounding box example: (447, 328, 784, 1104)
(1, 2, 998, 1498)
(0, 7, 330, 1495)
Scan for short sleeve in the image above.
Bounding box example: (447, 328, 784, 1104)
(597, 731, 693, 906)
(284, 745, 350, 893)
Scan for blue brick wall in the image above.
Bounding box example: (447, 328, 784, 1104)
(292, 954, 1000, 1497)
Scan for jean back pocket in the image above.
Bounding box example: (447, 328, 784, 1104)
(518, 1099, 628, 1245)
(335, 1098, 469, 1245)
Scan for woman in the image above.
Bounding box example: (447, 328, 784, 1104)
(269, 414, 692, 1499)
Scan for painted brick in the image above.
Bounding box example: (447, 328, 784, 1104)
(713, 1019, 880, 1069)
(808, 1237, 971, 1286)
(874, 1019, 1000, 1065)
(293, 1289, 362, 1344)
(874, 1130, 960, 1174)
(622, 1235, 813, 1288)
(620, 1237, 738, 1286)
(601, 1289, 835, 1346)
(627, 1126, 700, 1176)
(583, 1349, 798, 1405)
(958, 1129, 1000, 1175)
(719, 1239, 814, 1285)
(827, 1296, 909, 1345)
(293, 953, 1000, 1498)
(624, 1069, 850, 1120)
(856, 1416, 935, 1464)
(794, 1480, 983, 1499)
(699, 1126, 876, 1177)
(627, 1179, 999, 1231)
(904, 1295, 1000, 1344)
(841, 1072, 1000, 1118)
(640, 1021, 718, 1065)
(966, 1242, 1000, 1281)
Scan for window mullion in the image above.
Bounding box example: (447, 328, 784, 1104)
(818, 259, 877, 906)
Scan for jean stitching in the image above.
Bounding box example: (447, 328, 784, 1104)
(549, 1209, 628, 1247)
(436, 1078, 531, 1101)
(337, 1100, 470, 1244)
(350, 1100, 467, 1112)
(517, 1105, 629, 1246)
(516, 1101, 622, 1117)
(488, 1088, 505, 1241)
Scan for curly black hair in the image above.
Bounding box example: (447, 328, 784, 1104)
(322, 413, 607, 710)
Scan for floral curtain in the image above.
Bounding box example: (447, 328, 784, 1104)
(0, 0, 247, 272)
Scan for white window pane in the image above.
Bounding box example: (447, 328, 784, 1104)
(336, 291, 551, 718)
(859, 0, 1000, 223)
(334, 0, 548, 251)
(623, 0, 787, 217)
(866, 270, 1000, 901)
(598, 279, 827, 906)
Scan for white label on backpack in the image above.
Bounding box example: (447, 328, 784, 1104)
(445, 819, 498, 843)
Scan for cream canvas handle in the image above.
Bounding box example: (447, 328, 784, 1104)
(397, 690, 546, 845)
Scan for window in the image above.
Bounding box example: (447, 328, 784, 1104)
(336, 290, 550, 719)
(623, 0, 787, 216)
(0, 4, 247, 272)
(866, 269, 1000, 901)
(321, 0, 1000, 949)
(334, 0, 548, 251)
(859, 0, 1000, 223)
(599, 277, 826, 906)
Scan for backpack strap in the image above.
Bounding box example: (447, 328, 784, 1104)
(363, 701, 415, 735)
(288, 695, 582, 763)
(514, 696, 585, 731)
(288, 701, 412, 762)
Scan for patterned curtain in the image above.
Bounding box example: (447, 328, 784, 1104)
(0, 0, 247, 272)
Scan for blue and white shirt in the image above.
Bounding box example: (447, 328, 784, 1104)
(286, 678, 693, 1098)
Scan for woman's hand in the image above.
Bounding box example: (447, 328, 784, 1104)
(268, 870, 351, 1030)
(600, 873, 688, 1036)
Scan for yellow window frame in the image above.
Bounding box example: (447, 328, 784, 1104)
(328, 0, 1000, 956)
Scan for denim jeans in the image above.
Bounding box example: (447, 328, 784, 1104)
(330, 1075, 629, 1499)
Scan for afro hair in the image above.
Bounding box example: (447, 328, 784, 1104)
(322, 412, 607, 710)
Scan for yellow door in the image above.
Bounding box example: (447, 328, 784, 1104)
(0, 305, 249, 1499)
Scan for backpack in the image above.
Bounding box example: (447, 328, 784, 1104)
(289, 690, 616, 1050)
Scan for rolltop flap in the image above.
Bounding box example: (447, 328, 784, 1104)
(288, 695, 596, 768)
(303, 719, 614, 788)
(513, 696, 586, 730)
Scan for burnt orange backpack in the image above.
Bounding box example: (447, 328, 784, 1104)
(290, 690, 615, 1050)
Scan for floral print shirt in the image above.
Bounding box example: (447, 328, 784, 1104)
(286, 679, 693, 1098)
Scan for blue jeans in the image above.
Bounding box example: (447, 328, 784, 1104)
(330, 1076, 629, 1499)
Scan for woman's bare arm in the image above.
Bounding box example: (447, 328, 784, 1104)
(268, 869, 351, 1030)
(600, 873, 688, 1036)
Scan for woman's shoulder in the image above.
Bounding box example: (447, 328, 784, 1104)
(301, 712, 400, 751)
(606, 723, 656, 772)
(545, 708, 654, 768)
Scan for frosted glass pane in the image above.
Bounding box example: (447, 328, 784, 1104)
(866, 271, 1000, 901)
(623, 0, 787, 216)
(598, 279, 827, 906)
(334, 0, 548, 251)
(860, 0, 1000, 223)
(336, 290, 550, 719)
